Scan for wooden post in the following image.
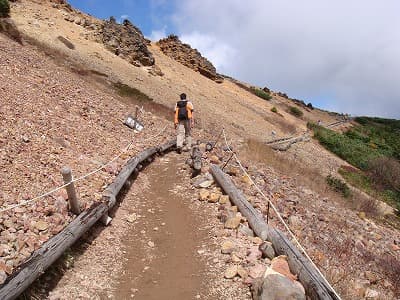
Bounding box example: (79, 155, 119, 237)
(133, 106, 140, 129)
(61, 166, 80, 215)
(0, 142, 178, 300)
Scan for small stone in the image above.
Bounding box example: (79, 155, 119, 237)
(288, 215, 302, 229)
(247, 246, 262, 262)
(251, 237, 263, 245)
(241, 175, 252, 185)
(0, 271, 6, 285)
(153, 227, 159, 231)
(249, 264, 266, 278)
(231, 253, 241, 263)
(224, 265, 238, 279)
(358, 211, 366, 220)
(126, 213, 137, 223)
(365, 288, 379, 299)
(225, 217, 241, 229)
(391, 244, 400, 251)
(198, 180, 214, 188)
(259, 241, 276, 260)
(237, 266, 248, 279)
(210, 155, 220, 164)
(208, 192, 221, 203)
(365, 271, 378, 284)
(219, 195, 230, 204)
(230, 206, 238, 213)
(199, 189, 210, 201)
(34, 221, 49, 231)
(221, 240, 236, 254)
(148, 241, 155, 248)
(238, 224, 254, 237)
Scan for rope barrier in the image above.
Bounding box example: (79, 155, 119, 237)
(0, 124, 169, 213)
(221, 129, 342, 300)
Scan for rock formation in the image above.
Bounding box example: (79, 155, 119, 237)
(101, 17, 154, 67)
(157, 35, 223, 83)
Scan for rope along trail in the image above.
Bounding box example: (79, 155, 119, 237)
(222, 129, 342, 300)
(0, 124, 168, 213)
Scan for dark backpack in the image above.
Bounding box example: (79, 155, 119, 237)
(177, 100, 188, 120)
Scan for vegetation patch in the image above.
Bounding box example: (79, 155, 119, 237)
(270, 106, 278, 113)
(113, 81, 153, 102)
(326, 175, 352, 198)
(0, 0, 10, 18)
(288, 106, 303, 118)
(251, 87, 272, 101)
(339, 166, 400, 211)
(309, 117, 400, 211)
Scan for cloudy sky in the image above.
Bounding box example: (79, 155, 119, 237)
(69, 0, 400, 118)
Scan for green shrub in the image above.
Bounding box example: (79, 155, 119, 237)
(271, 106, 278, 113)
(326, 175, 352, 198)
(288, 106, 303, 118)
(252, 87, 272, 101)
(0, 0, 10, 18)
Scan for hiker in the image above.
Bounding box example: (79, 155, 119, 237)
(174, 93, 194, 153)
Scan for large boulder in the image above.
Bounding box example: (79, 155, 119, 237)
(157, 35, 223, 83)
(252, 256, 306, 300)
(101, 17, 154, 66)
(252, 269, 306, 300)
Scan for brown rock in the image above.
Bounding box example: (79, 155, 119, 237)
(101, 17, 154, 66)
(219, 195, 230, 204)
(157, 35, 220, 82)
(0, 271, 6, 285)
(210, 155, 220, 164)
(224, 265, 238, 279)
(199, 189, 210, 201)
(237, 266, 248, 279)
(208, 192, 221, 203)
(271, 255, 297, 281)
(225, 216, 241, 229)
(34, 220, 49, 231)
(221, 240, 236, 254)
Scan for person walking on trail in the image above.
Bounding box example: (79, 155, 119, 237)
(174, 93, 194, 153)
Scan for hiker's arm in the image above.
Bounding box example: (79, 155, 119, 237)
(191, 111, 195, 127)
(174, 106, 178, 128)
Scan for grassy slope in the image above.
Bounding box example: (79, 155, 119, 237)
(310, 117, 400, 210)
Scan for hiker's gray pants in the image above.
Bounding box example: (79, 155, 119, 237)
(177, 120, 192, 149)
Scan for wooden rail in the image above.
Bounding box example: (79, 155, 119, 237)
(210, 165, 340, 300)
(0, 139, 176, 300)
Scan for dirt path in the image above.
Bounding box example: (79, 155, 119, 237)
(114, 154, 208, 299)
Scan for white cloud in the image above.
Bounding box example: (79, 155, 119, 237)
(148, 27, 167, 41)
(171, 0, 400, 118)
(180, 32, 237, 72)
(118, 14, 130, 23)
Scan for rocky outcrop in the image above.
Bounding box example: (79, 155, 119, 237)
(100, 17, 154, 67)
(157, 35, 223, 83)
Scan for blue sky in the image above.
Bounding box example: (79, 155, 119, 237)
(68, 0, 176, 37)
(68, 0, 400, 118)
